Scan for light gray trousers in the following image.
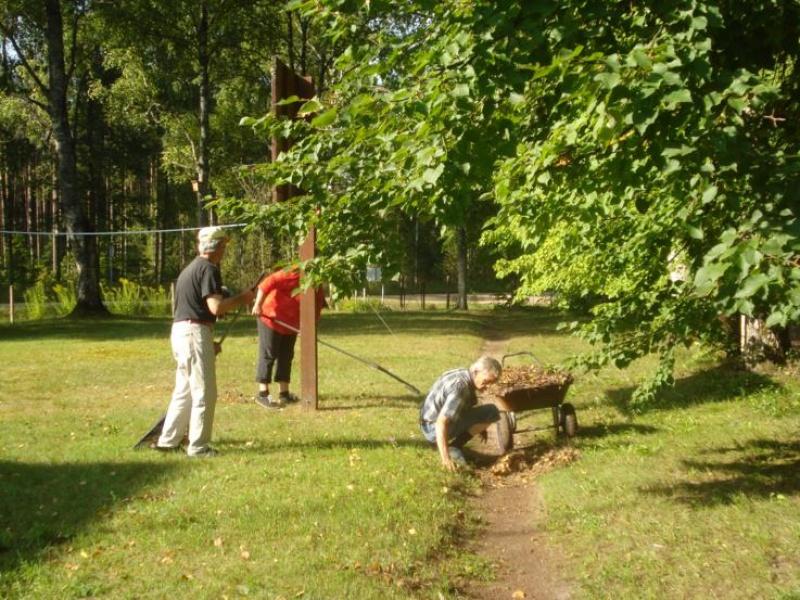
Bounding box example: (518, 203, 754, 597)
(158, 321, 217, 456)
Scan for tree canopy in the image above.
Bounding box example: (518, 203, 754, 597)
(230, 0, 800, 403)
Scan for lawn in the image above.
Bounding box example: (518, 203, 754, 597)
(1, 308, 799, 599)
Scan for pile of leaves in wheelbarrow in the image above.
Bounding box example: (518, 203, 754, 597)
(483, 364, 573, 402)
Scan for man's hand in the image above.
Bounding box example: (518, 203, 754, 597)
(250, 303, 260, 316)
(441, 456, 459, 472)
(213, 341, 222, 355)
(241, 288, 256, 305)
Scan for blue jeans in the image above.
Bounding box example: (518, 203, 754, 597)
(420, 404, 500, 448)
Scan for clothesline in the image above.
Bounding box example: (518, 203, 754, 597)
(0, 223, 247, 237)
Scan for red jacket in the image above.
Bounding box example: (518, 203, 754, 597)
(257, 269, 324, 334)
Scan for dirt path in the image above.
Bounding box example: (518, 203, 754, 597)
(464, 337, 573, 600)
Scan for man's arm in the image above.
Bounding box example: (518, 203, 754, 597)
(435, 414, 457, 471)
(206, 288, 254, 317)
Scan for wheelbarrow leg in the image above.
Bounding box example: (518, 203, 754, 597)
(551, 406, 560, 439)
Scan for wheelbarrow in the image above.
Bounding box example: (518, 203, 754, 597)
(484, 352, 577, 455)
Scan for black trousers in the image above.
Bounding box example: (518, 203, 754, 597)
(256, 320, 297, 383)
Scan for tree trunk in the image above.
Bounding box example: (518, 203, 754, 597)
(51, 168, 60, 277)
(300, 16, 309, 75)
(45, 0, 105, 315)
(455, 225, 468, 310)
(196, 0, 211, 226)
(87, 47, 107, 276)
(287, 10, 295, 73)
(0, 154, 7, 275)
(740, 315, 790, 365)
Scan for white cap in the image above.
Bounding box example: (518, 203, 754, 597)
(197, 226, 229, 253)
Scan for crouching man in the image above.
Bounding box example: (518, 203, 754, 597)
(419, 356, 502, 471)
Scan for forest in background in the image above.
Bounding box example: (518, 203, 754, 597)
(0, 0, 500, 315)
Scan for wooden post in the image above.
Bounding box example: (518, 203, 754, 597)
(299, 228, 318, 409)
(272, 57, 318, 408)
(9, 285, 14, 324)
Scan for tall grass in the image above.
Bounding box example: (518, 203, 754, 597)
(101, 278, 171, 316)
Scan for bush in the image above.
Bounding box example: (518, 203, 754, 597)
(103, 278, 171, 317)
(334, 297, 388, 313)
(52, 283, 76, 316)
(23, 281, 48, 320)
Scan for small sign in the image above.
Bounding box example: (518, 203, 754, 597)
(366, 266, 382, 283)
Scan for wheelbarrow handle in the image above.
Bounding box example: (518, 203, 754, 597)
(501, 351, 543, 367)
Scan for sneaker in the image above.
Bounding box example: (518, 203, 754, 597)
(255, 393, 284, 410)
(188, 446, 217, 458)
(279, 391, 300, 404)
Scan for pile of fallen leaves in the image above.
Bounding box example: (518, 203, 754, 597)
(487, 445, 580, 483)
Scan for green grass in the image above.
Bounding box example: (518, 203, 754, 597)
(1, 308, 799, 599)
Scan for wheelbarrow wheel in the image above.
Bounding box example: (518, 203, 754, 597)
(560, 403, 578, 437)
(495, 411, 514, 455)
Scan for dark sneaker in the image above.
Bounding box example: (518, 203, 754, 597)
(279, 391, 300, 404)
(189, 446, 218, 458)
(255, 394, 283, 410)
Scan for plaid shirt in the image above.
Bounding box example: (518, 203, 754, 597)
(419, 368, 476, 424)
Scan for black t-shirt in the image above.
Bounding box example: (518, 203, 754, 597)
(172, 256, 223, 323)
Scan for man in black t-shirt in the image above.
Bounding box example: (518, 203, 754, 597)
(155, 226, 255, 457)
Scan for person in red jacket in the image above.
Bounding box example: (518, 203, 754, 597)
(251, 266, 324, 409)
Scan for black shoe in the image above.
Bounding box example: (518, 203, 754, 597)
(279, 391, 299, 404)
(255, 394, 284, 410)
(189, 446, 217, 458)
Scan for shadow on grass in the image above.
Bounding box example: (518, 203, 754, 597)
(219, 436, 430, 454)
(0, 460, 176, 574)
(0, 315, 172, 342)
(577, 422, 661, 439)
(605, 363, 779, 416)
(642, 438, 800, 506)
(0, 307, 574, 346)
(317, 393, 423, 411)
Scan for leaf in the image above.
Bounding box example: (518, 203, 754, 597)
(687, 225, 704, 240)
(452, 83, 470, 97)
(422, 164, 444, 185)
(765, 311, 786, 328)
(694, 263, 728, 294)
(276, 95, 301, 106)
(663, 89, 692, 107)
(311, 108, 337, 128)
(509, 92, 525, 106)
(662, 145, 695, 158)
(297, 99, 323, 116)
(701, 185, 718, 204)
(594, 71, 620, 90)
(726, 97, 747, 113)
(734, 273, 770, 299)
